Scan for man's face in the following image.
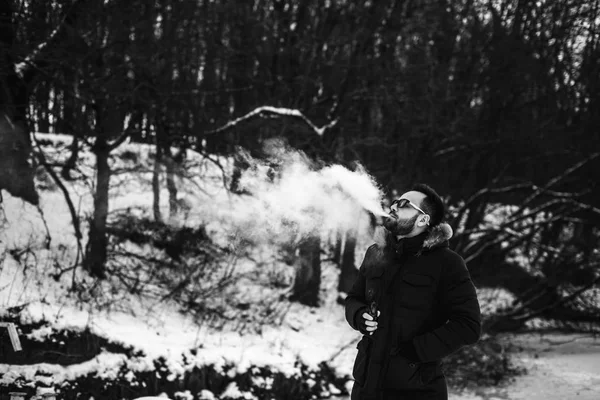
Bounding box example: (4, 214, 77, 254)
(382, 191, 427, 236)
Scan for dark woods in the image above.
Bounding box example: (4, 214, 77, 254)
(1, 0, 599, 331)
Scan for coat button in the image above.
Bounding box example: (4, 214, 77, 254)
(409, 363, 416, 368)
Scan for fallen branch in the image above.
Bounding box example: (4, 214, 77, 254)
(518, 152, 600, 212)
(0, 322, 22, 351)
(493, 264, 600, 322)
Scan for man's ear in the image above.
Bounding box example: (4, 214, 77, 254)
(418, 215, 430, 227)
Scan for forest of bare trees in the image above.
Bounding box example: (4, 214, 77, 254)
(1, 0, 599, 331)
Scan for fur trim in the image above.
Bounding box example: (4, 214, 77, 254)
(422, 222, 453, 249)
(372, 223, 453, 250)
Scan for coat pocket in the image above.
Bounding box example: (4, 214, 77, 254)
(352, 336, 371, 386)
(402, 273, 434, 287)
(400, 273, 435, 311)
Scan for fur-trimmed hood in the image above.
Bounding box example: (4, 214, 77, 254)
(373, 222, 454, 251)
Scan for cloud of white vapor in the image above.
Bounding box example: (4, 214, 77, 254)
(215, 140, 388, 245)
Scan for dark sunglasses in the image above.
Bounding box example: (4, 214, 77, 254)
(390, 198, 429, 218)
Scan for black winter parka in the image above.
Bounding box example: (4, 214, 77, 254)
(345, 223, 481, 400)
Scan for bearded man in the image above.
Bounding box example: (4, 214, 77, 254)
(345, 183, 481, 400)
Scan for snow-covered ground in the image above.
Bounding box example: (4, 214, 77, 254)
(2, 134, 599, 400)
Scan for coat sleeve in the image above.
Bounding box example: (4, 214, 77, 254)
(344, 244, 376, 331)
(411, 251, 481, 362)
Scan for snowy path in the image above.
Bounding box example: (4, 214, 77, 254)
(450, 333, 600, 400)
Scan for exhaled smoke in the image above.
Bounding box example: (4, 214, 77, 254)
(217, 140, 388, 246)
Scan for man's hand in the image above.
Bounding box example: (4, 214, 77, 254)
(360, 310, 381, 335)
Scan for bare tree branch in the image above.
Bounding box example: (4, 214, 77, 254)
(205, 106, 338, 137)
(108, 111, 144, 151)
(519, 152, 600, 210)
(32, 134, 83, 249)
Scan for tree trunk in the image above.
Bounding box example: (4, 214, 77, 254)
(0, 118, 38, 205)
(82, 92, 130, 279)
(230, 151, 248, 193)
(84, 138, 110, 279)
(61, 70, 79, 180)
(152, 144, 163, 223)
(290, 235, 321, 307)
(0, 1, 38, 205)
(332, 229, 343, 265)
(165, 149, 178, 219)
(338, 227, 359, 293)
(61, 134, 79, 180)
(36, 82, 50, 133)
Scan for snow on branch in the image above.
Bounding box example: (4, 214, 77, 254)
(14, 0, 86, 79)
(14, 25, 62, 78)
(206, 106, 338, 136)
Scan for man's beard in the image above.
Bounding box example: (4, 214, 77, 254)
(382, 213, 419, 236)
